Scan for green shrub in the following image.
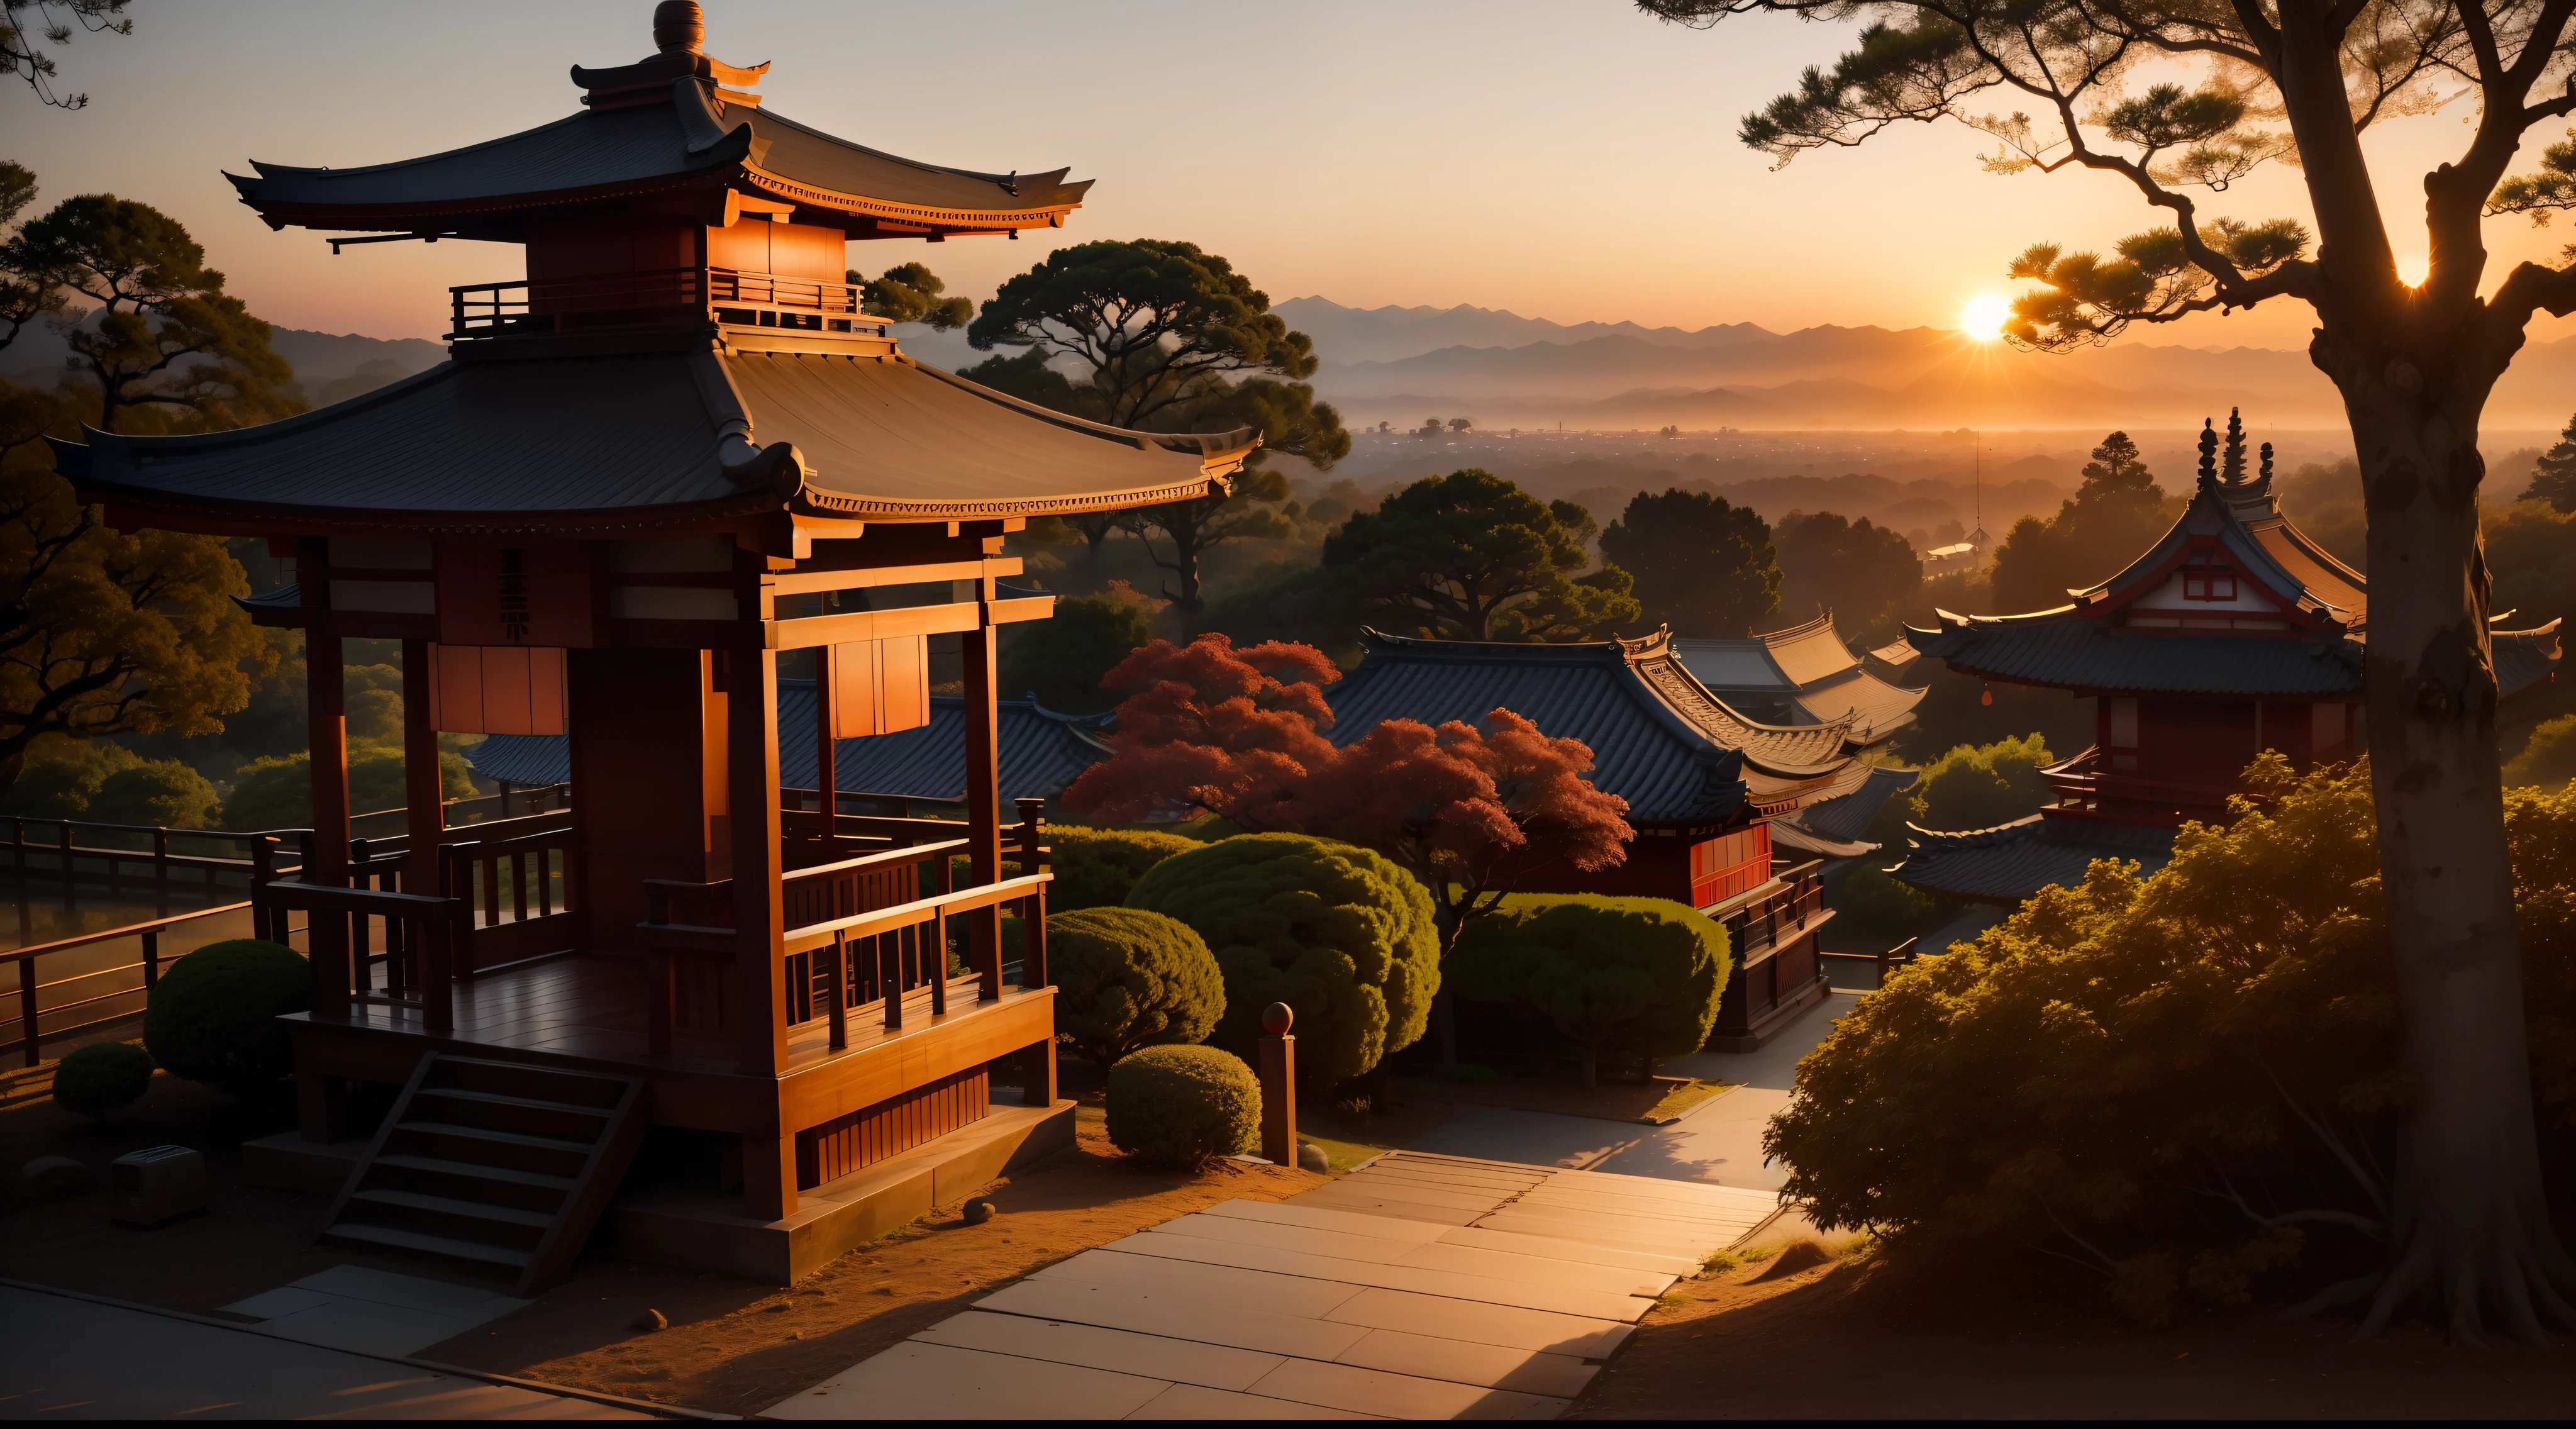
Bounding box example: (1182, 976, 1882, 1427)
(51, 1041, 155, 1123)
(1046, 825, 1199, 911)
(1768, 755, 2576, 1326)
(1126, 833, 1440, 1090)
(1909, 733, 2054, 831)
(1450, 895, 1729, 1087)
(143, 939, 311, 1098)
(220, 747, 472, 831)
(1104, 1044, 1261, 1166)
(1829, 862, 1951, 945)
(1050, 906, 1225, 1066)
(2507, 713, 2576, 788)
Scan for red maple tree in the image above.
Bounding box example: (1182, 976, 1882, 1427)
(1065, 635, 1635, 1066)
(1058, 633, 1342, 830)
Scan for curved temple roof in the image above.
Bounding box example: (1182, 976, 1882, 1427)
(226, 70, 1088, 238)
(1324, 627, 1893, 826)
(1905, 438, 2561, 699)
(1893, 815, 2180, 906)
(52, 349, 1252, 532)
(1672, 611, 1925, 744)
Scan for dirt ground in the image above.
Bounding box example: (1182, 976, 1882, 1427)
(1574, 1227, 2576, 1419)
(0, 1064, 1325, 1418)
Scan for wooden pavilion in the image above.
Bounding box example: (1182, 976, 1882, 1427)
(48, 2, 1252, 1286)
(1895, 416, 2560, 904)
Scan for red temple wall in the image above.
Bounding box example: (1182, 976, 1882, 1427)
(703, 220, 847, 282)
(567, 647, 723, 954)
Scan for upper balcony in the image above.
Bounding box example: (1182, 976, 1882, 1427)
(2043, 746, 2243, 825)
(448, 265, 897, 356)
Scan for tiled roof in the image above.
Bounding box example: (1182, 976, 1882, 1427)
(1892, 815, 2179, 904)
(1328, 631, 1750, 825)
(225, 76, 1089, 224)
(1674, 612, 1924, 744)
(1792, 765, 1918, 842)
(463, 686, 1111, 804)
(57, 348, 1240, 528)
(1903, 448, 2561, 699)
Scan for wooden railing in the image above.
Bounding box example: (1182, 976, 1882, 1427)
(634, 801, 1053, 1061)
(1818, 935, 1923, 991)
(2043, 747, 2239, 816)
(6, 817, 302, 901)
(438, 809, 579, 974)
(0, 901, 269, 1067)
(1709, 859, 1828, 962)
(449, 266, 891, 342)
(255, 879, 465, 1032)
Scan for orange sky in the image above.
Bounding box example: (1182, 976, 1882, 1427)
(15, 1, 2576, 354)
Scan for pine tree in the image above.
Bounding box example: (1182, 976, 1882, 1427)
(2522, 411, 2576, 513)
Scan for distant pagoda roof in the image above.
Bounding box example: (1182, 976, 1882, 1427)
(225, 13, 1086, 241)
(1892, 815, 2179, 906)
(1905, 421, 2560, 699)
(53, 348, 1251, 535)
(468, 686, 1113, 804)
(1672, 611, 1925, 743)
(1325, 627, 1902, 827)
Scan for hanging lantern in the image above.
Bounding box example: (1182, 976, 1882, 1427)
(1980, 686, 1994, 707)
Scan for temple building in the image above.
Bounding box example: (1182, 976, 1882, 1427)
(1671, 611, 1926, 745)
(48, 3, 1251, 1287)
(1327, 628, 1914, 1049)
(1895, 418, 2561, 905)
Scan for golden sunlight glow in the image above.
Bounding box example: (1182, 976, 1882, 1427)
(1959, 293, 2012, 341)
(2397, 253, 2429, 287)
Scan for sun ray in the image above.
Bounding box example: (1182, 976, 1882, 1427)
(1959, 294, 2012, 341)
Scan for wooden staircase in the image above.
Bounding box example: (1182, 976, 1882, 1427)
(318, 1054, 648, 1297)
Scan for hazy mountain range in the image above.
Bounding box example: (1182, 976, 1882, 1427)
(1278, 297, 2576, 431)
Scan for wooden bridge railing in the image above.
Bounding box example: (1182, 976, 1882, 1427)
(1711, 859, 1828, 962)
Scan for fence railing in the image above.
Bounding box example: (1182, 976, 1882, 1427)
(256, 879, 466, 1033)
(1818, 936, 1924, 991)
(1710, 859, 1827, 962)
(1, 901, 273, 1067)
(450, 266, 891, 341)
(634, 802, 1053, 1060)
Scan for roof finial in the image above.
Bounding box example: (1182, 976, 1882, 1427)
(2220, 407, 2248, 485)
(653, 0, 704, 54)
(2260, 441, 2274, 485)
(2196, 417, 2218, 493)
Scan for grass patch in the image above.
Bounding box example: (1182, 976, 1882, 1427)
(1701, 1243, 1777, 1275)
(1643, 1078, 1731, 1123)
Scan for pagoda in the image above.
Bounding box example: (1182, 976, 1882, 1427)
(48, 2, 1253, 1287)
(1328, 628, 1914, 1049)
(1894, 416, 2560, 905)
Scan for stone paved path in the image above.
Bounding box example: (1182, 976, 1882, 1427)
(771, 1151, 1778, 1421)
(0, 1282, 652, 1420)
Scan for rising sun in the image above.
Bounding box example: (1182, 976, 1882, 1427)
(1960, 293, 2012, 342)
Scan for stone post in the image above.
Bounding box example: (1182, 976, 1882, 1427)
(1259, 1001, 1297, 1166)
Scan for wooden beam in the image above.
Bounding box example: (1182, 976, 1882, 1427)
(761, 601, 980, 652)
(763, 556, 1023, 597)
(962, 619, 1002, 1003)
(726, 645, 794, 1221)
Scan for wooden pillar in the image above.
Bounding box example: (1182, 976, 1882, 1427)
(728, 634, 794, 1221)
(301, 542, 352, 1016)
(962, 608, 1003, 1003)
(1259, 1002, 1297, 1167)
(814, 640, 838, 835)
(401, 639, 445, 1002)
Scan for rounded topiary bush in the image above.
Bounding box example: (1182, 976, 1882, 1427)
(1047, 826, 1200, 911)
(1125, 833, 1440, 1090)
(143, 938, 311, 1098)
(52, 1041, 156, 1123)
(1451, 895, 1730, 1088)
(1050, 906, 1224, 1067)
(1105, 1043, 1260, 1167)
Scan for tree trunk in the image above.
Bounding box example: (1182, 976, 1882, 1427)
(2340, 390, 2576, 1339)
